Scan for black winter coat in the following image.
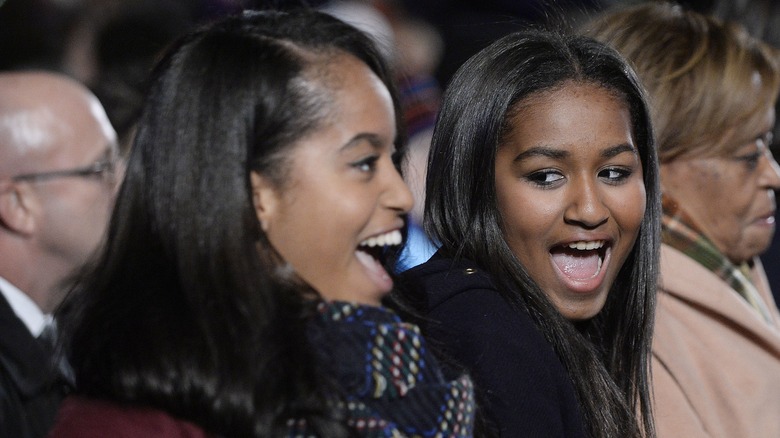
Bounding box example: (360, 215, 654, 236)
(399, 251, 586, 437)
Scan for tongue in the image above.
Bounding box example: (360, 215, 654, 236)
(355, 249, 394, 293)
(551, 249, 601, 280)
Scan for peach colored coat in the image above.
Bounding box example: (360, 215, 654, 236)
(652, 244, 780, 437)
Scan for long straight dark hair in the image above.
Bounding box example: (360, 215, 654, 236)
(58, 9, 403, 437)
(421, 30, 659, 438)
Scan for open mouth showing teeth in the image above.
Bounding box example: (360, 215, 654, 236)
(550, 240, 608, 280)
(355, 229, 403, 294)
(357, 229, 403, 262)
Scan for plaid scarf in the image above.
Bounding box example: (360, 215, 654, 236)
(287, 301, 475, 437)
(662, 195, 774, 324)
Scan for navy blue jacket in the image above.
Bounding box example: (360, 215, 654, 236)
(399, 251, 586, 437)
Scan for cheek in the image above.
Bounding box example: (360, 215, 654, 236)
(613, 182, 647, 235)
(267, 202, 344, 288)
(91, 187, 115, 216)
(688, 162, 751, 209)
(273, 186, 367, 260)
(497, 185, 557, 251)
(52, 185, 111, 221)
(691, 162, 724, 189)
(694, 166, 754, 222)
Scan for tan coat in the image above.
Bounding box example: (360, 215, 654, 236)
(652, 244, 780, 437)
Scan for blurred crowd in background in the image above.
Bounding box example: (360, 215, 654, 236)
(0, 0, 757, 144)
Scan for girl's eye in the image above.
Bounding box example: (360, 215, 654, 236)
(351, 155, 379, 173)
(526, 170, 564, 187)
(599, 167, 632, 184)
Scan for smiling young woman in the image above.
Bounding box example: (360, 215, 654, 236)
(46, 9, 474, 438)
(494, 82, 646, 321)
(395, 29, 660, 438)
(250, 53, 412, 306)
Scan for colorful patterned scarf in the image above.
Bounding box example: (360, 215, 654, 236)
(288, 301, 475, 437)
(662, 195, 774, 324)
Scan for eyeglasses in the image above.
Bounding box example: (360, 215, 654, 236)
(726, 131, 776, 169)
(11, 154, 120, 184)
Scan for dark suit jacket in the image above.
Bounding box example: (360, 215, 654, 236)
(399, 251, 586, 437)
(0, 290, 70, 438)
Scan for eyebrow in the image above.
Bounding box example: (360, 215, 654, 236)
(340, 133, 385, 152)
(513, 143, 637, 162)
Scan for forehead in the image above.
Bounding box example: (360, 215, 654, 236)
(312, 53, 388, 106)
(301, 53, 394, 134)
(45, 93, 117, 165)
(722, 105, 776, 154)
(1, 101, 115, 176)
(505, 82, 632, 149)
(0, 107, 62, 153)
(280, 52, 396, 175)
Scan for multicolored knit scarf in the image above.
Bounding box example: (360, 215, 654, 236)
(662, 195, 774, 324)
(288, 301, 475, 437)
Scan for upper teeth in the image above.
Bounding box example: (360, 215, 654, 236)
(567, 240, 605, 250)
(360, 229, 403, 248)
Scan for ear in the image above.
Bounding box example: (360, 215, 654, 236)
(250, 171, 280, 232)
(0, 182, 37, 236)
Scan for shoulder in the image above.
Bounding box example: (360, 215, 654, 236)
(401, 256, 548, 364)
(401, 253, 538, 333)
(48, 396, 209, 438)
(400, 255, 585, 436)
(658, 244, 726, 293)
(0, 292, 66, 428)
(401, 253, 556, 365)
(400, 252, 499, 309)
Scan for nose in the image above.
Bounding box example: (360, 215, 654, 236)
(564, 177, 609, 229)
(760, 149, 780, 190)
(384, 163, 415, 215)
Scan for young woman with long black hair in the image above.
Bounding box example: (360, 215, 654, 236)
(397, 29, 659, 438)
(48, 9, 474, 437)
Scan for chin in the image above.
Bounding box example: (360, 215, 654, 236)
(728, 247, 768, 265)
(566, 309, 600, 321)
(560, 292, 609, 321)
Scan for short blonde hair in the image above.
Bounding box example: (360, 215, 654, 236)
(584, 2, 780, 162)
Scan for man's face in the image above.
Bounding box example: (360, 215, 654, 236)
(28, 93, 121, 272)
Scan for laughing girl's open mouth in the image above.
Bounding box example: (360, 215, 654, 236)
(355, 229, 402, 293)
(550, 240, 608, 281)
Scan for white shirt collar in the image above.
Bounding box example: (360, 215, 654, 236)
(0, 276, 51, 337)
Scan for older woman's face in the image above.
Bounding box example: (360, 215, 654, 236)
(661, 106, 780, 264)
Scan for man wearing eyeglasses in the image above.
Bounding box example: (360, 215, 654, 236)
(0, 71, 120, 438)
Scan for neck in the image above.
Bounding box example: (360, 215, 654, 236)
(0, 243, 70, 314)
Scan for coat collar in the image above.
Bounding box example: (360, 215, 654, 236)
(0, 291, 68, 397)
(660, 244, 780, 347)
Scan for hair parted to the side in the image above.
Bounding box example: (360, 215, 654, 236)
(421, 29, 659, 438)
(58, 9, 402, 437)
(582, 2, 780, 162)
